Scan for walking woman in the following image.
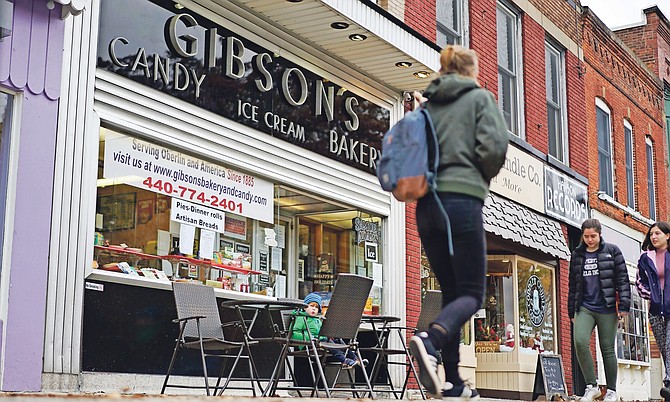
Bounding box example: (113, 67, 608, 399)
(408, 44, 508, 399)
(568, 218, 630, 402)
(635, 221, 670, 399)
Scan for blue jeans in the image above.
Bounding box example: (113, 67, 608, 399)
(416, 192, 486, 375)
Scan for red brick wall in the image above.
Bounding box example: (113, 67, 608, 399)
(582, 11, 667, 230)
(405, 202, 422, 330)
(522, 15, 549, 153)
(469, 0, 499, 93)
(403, 0, 435, 41)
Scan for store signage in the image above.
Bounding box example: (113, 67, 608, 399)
(544, 167, 588, 228)
(525, 274, 547, 327)
(352, 218, 381, 244)
(170, 198, 225, 232)
(103, 130, 274, 223)
(490, 145, 545, 213)
(364, 242, 378, 262)
(96, 0, 389, 175)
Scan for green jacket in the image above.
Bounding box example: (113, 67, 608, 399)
(423, 73, 509, 200)
(290, 310, 324, 342)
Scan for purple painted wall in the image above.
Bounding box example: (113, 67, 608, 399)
(0, 0, 64, 392)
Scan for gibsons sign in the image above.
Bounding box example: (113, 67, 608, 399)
(97, 0, 389, 174)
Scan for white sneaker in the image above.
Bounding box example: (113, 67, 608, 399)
(603, 389, 618, 402)
(580, 384, 602, 402)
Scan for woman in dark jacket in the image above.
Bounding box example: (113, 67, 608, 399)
(636, 221, 670, 397)
(408, 45, 508, 400)
(568, 218, 630, 402)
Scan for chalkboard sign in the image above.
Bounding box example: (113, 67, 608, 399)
(532, 354, 568, 400)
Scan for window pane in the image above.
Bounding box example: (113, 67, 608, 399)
(437, 0, 457, 31)
(596, 107, 613, 196)
(547, 105, 562, 160)
(646, 141, 656, 220)
(624, 126, 634, 207)
(475, 258, 514, 352)
(518, 261, 555, 354)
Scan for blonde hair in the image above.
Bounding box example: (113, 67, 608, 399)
(439, 45, 479, 78)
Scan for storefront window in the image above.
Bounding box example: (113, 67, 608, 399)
(420, 246, 471, 345)
(517, 259, 555, 354)
(617, 282, 649, 363)
(475, 257, 514, 352)
(93, 126, 384, 310)
(473, 256, 556, 354)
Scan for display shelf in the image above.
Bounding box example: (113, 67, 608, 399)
(159, 255, 261, 275)
(94, 245, 162, 260)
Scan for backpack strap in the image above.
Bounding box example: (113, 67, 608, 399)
(418, 103, 454, 257)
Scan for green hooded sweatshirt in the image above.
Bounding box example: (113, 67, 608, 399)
(423, 73, 509, 200)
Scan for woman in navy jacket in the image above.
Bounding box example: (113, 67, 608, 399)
(636, 221, 670, 396)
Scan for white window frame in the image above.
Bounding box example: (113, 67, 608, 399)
(595, 98, 614, 198)
(615, 278, 650, 364)
(645, 136, 656, 221)
(437, 0, 467, 47)
(623, 120, 635, 209)
(545, 40, 568, 164)
(496, 1, 523, 137)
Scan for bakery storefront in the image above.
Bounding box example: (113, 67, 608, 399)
(42, 0, 440, 391)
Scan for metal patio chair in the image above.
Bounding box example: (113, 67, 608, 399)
(161, 282, 260, 396)
(266, 273, 375, 398)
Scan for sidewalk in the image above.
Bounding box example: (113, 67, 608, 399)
(0, 392, 529, 401)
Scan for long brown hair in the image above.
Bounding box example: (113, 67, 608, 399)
(642, 221, 670, 251)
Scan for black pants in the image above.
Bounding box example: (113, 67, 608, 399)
(416, 192, 486, 383)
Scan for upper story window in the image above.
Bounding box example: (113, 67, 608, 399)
(545, 41, 567, 163)
(596, 99, 613, 197)
(437, 0, 463, 46)
(624, 120, 635, 209)
(497, 2, 521, 136)
(645, 136, 656, 221)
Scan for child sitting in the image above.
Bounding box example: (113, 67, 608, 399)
(291, 292, 361, 368)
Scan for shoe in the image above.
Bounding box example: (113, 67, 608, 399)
(580, 384, 602, 402)
(603, 389, 617, 402)
(342, 358, 358, 368)
(661, 386, 670, 402)
(442, 382, 479, 400)
(410, 332, 441, 396)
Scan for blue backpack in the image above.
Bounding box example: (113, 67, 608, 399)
(376, 105, 453, 255)
(377, 106, 439, 202)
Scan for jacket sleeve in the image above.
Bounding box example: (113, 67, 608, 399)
(612, 244, 631, 313)
(567, 252, 576, 319)
(636, 254, 651, 300)
(474, 91, 509, 182)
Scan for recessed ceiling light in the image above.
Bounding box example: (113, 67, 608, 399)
(349, 33, 367, 42)
(413, 71, 431, 79)
(174, 3, 184, 9)
(286, 0, 303, 3)
(395, 61, 412, 68)
(331, 22, 350, 30)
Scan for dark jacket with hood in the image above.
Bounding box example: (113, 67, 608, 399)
(567, 238, 631, 319)
(636, 250, 670, 316)
(423, 73, 509, 201)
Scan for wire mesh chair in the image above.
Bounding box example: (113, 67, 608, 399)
(266, 273, 375, 398)
(161, 282, 260, 396)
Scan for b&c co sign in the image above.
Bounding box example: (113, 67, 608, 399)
(544, 167, 588, 228)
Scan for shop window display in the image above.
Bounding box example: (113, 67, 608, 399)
(616, 282, 649, 363)
(420, 246, 471, 345)
(474, 256, 556, 354)
(93, 127, 384, 309)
